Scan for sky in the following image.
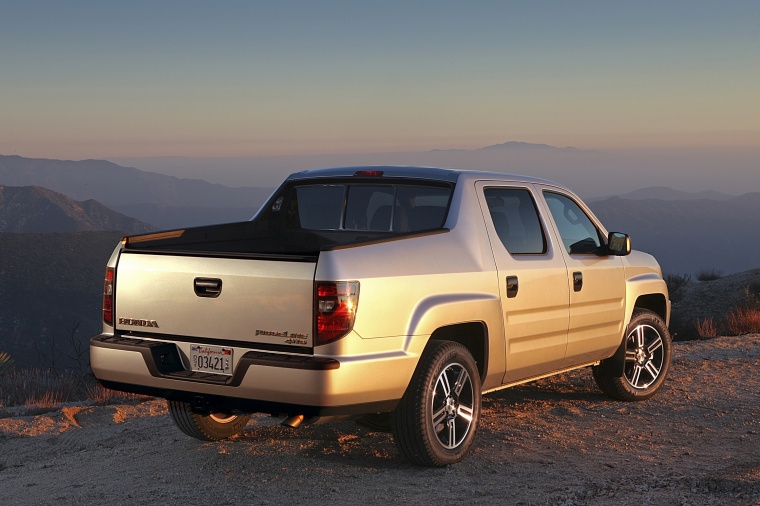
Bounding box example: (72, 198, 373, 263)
(1, 0, 758, 162)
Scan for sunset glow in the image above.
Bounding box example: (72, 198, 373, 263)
(2, 1, 758, 160)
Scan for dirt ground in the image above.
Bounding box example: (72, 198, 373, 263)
(1, 335, 758, 506)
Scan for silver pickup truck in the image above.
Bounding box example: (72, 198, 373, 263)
(90, 166, 671, 466)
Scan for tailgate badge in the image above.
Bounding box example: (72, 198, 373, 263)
(119, 318, 159, 328)
(256, 329, 309, 345)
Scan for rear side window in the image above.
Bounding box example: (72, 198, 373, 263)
(483, 188, 547, 254)
(292, 185, 345, 229)
(278, 183, 452, 233)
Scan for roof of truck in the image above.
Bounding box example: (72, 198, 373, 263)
(285, 166, 561, 187)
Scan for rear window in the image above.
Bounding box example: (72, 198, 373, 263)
(272, 183, 452, 233)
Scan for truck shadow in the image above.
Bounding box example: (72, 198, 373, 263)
(227, 367, 621, 469)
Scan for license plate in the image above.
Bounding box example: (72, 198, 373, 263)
(190, 345, 233, 375)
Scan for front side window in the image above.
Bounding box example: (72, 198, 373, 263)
(278, 183, 452, 233)
(484, 188, 546, 254)
(543, 192, 603, 254)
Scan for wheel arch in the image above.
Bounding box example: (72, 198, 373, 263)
(427, 321, 489, 384)
(633, 293, 669, 325)
(624, 272, 670, 328)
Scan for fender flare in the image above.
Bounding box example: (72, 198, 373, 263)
(404, 292, 501, 346)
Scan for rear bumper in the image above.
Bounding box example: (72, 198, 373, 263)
(90, 334, 411, 416)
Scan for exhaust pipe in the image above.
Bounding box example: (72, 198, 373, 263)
(281, 414, 305, 428)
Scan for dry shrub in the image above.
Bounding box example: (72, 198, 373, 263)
(724, 285, 760, 336)
(24, 391, 67, 415)
(696, 268, 722, 282)
(0, 369, 152, 412)
(694, 317, 718, 338)
(0, 369, 85, 409)
(87, 382, 149, 406)
(725, 307, 760, 336)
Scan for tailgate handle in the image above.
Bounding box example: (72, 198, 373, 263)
(194, 278, 222, 298)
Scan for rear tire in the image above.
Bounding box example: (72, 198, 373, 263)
(593, 309, 672, 401)
(392, 340, 481, 467)
(168, 400, 251, 441)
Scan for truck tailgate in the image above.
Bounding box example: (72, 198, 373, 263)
(114, 252, 316, 348)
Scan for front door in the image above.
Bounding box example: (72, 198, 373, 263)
(540, 189, 627, 367)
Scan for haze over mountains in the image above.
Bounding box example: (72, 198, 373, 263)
(110, 142, 620, 193)
(109, 141, 760, 199)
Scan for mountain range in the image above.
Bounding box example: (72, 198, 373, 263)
(0, 155, 271, 229)
(590, 186, 738, 202)
(0, 185, 154, 233)
(588, 193, 760, 276)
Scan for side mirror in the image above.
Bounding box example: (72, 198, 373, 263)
(606, 232, 631, 256)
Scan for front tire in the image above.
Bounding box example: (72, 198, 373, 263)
(168, 400, 251, 441)
(392, 341, 481, 467)
(593, 309, 672, 401)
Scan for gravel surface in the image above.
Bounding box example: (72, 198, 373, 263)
(2, 335, 758, 505)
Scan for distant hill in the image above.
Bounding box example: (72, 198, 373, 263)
(0, 155, 272, 229)
(0, 231, 124, 368)
(429, 141, 587, 153)
(589, 186, 737, 202)
(479, 141, 581, 152)
(0, 185, 155, 233)
(108, 141, 620, 194)
(589, 194, 760, 276)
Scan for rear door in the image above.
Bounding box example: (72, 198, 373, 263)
(476, 182, 570, 384)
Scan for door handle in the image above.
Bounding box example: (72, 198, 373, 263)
(506, 275, 519, 298)
(194, 277, 222, 298)
(573, 271, 583, 292)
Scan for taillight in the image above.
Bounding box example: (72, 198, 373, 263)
(315, 281, 359, 345)
(103, 267, 115, 326)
